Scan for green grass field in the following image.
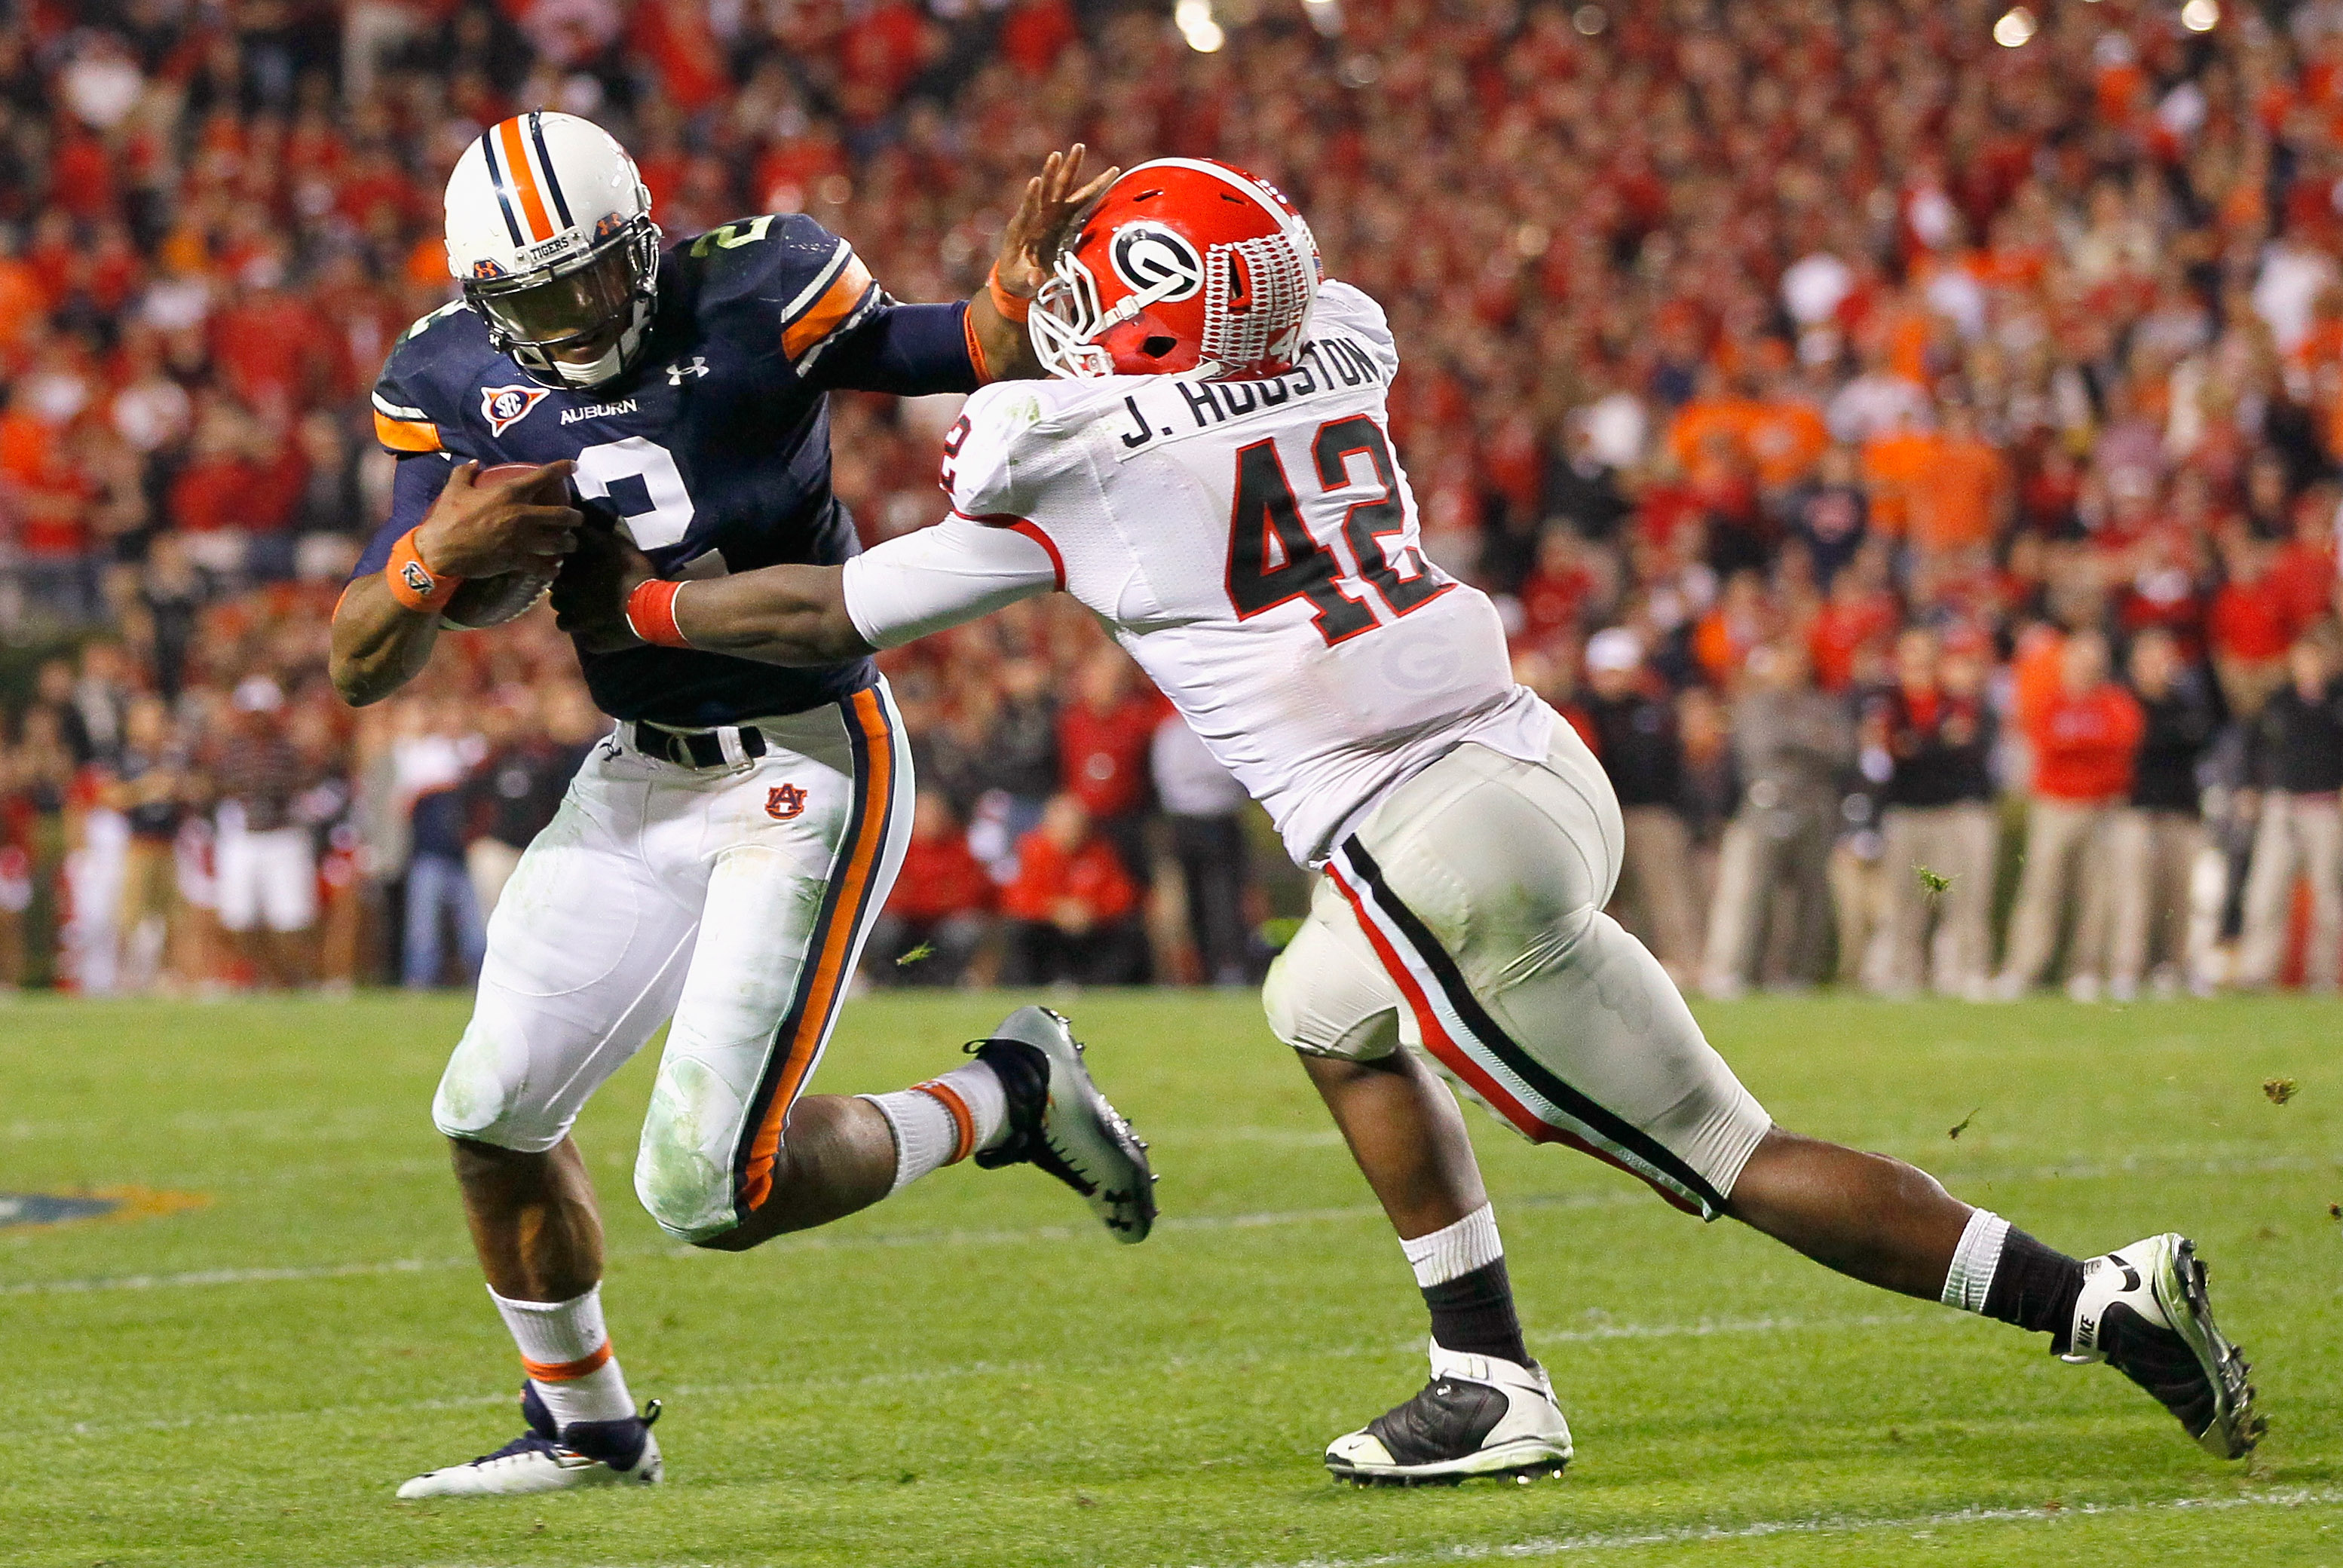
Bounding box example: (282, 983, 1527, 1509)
(5, 991, 2341, 1567)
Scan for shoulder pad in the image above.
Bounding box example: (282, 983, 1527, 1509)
(372, 301, 492, 455)
(947, 383, 1051, 521)
(1311, 280, 1398, 377)
(675, 214, 884, 370)
(679, 214, 857, 311)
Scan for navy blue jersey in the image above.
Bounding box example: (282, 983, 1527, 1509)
(355, 213, 980, 727)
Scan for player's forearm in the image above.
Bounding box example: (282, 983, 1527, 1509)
(331, 574, 443, 706)
(668, 566, 874, 666)
(968, 291, 1041, 381)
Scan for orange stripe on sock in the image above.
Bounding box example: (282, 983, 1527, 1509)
(522, 1340, 612, 1382)
(738, 688, 896, 1211)
(917, 1080, 976, 1164)
(498, 118, 555, 243)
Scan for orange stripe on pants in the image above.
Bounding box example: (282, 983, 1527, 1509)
(736, 688, 895, 1212)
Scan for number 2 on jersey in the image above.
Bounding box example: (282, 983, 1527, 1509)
(1225, 415, 1449, 645)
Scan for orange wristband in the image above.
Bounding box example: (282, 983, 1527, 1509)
(385, 528, 461, 613)
(625, 578, 689, 648)
(987, 262, 1032, 324)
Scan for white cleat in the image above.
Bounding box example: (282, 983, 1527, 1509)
(1325, 1343, 1573, 1486)
(2063, 1233, 2261, 1459)
(971, 1006, 1156, 1243)
(397, 1386, 663, 1499)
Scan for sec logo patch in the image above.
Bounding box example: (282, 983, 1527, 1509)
(765, 783, 807, 821)
(479, 383, 550, 436)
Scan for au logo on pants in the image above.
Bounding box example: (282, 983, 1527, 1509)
(766, 782, 808, 821)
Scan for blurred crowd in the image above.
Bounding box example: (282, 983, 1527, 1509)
(11, 0, 2343, 994)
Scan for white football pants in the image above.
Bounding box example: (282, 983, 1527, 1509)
(430, 682, 914, 1242)
(1263, 722, 1771, 1217)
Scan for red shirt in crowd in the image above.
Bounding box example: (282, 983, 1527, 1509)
(1001, 829, 1136, 926)
(884, 829, 995, 923)
(2270, 535, 2337, 626)
(2024, 684, 2145, 804)
(2208, 573, 2299, 662)
(1058, 694, 1162, 819)
(1807, 590, 1898, 693)
(1517, 561, 1595, 645)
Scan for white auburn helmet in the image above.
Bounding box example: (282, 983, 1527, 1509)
(444, 111, 661, 390)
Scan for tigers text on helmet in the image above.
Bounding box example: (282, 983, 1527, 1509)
(1029, 158, 1322, 383)
(444, 112, 662, 390)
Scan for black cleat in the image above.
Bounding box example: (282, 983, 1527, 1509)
(2064, 1233, 2261, 1459)
(1325, 1344, 1573, 1485)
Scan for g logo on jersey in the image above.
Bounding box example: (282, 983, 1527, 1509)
(480, 383, 551, 436)
(765, 783, 807, 821)
(1110, 223, 1205, 302)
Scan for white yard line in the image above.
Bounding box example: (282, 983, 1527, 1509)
(1187, 1488, 2343, 1568)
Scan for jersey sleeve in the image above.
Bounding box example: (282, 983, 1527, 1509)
(773, 221, 978, 394)
(691, 213, 981, 394)
(1311, 280, 1399, 381)
(840, 513, 1059, 650)
(351, 455, 456, 577)
(941, 383, 1045, 522)
(369, 302, 471, 458)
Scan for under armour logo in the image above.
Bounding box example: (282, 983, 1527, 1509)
(668, 357, 710, 385)
(765, 783, 807, 821)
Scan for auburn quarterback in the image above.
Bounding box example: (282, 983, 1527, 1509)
(329, 112, 1155, 1499)
(554, 157, 2261, 1484)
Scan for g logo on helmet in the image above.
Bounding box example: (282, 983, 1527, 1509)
(1110, 223, 1205, 302)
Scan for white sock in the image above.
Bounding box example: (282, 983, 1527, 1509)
(1940, 1208, 2011, 1314)
(489, 1283, 639, 1429)
(861, 1061, 1012, 1193)
(1400, 1202, 1504, 1288)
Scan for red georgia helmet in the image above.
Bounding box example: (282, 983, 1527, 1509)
(1029, 158, 1323, 382)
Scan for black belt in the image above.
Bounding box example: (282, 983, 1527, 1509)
(629, 722, 767, 770)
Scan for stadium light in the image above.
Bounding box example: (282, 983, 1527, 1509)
(1993, 6, 2037, 46)
(2181, 0, 2219, 31)
(1302, 0, 1343, 38)
(1177, 0, 1226, 51)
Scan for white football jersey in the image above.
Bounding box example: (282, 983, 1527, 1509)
(842, 281, 1554, 865)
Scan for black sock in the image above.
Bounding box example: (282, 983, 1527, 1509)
(1423, 1257, 1531, 1366)
(1980, 1227, 2087, 1352)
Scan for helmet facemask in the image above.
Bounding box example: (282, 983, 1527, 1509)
(465, 215, 661, 390)
(1029, 251, 1127, 380)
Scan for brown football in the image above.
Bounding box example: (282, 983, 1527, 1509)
(440, 462, 568, 630)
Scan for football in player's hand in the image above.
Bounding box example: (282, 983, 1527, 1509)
(442, 463, 568, 629)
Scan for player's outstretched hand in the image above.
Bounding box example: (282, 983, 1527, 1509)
(551, 519, 657, 653)
(415, 460, 581, 580)
(994, 145, 1119, 305)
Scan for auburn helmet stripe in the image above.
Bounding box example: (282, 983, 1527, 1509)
(496, 118, 556, 245)
(525, 112, 575, 231)
(475, 124, 527, 247)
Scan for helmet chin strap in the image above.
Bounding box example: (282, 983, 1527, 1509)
(548, 344, 626, 387)
(513, 304, 649, 390)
